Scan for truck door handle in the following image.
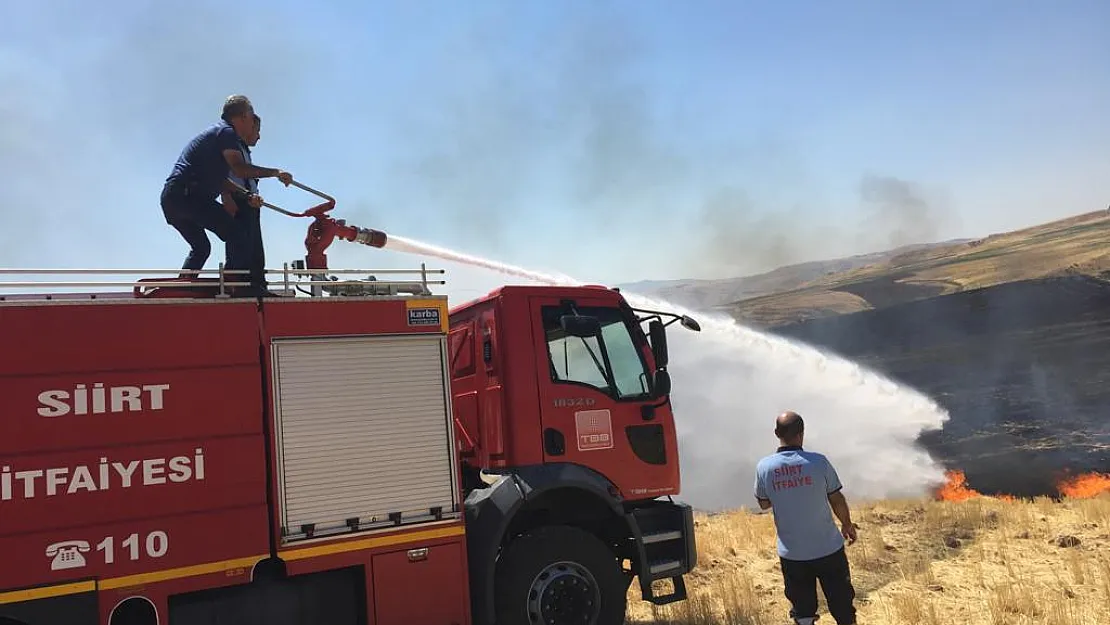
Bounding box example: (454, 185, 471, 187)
(407, 547, 429, 562)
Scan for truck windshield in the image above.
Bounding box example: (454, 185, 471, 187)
(542, 305, 652, 400)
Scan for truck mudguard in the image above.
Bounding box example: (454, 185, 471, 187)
(463, 462, 629, 625)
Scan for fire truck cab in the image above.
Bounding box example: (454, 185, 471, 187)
(0, 261, 698, 625)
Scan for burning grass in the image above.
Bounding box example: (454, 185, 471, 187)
(625, 472, 1110, 625)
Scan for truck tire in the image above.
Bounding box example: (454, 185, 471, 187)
(493, 524, 627, 625)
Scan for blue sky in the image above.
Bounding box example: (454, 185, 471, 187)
(2, 1, 1108, 301)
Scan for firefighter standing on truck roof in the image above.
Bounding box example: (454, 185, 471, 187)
(160, 95, 292, 296)
(754, 411, 859, 625)
(223, 113, 269, 295)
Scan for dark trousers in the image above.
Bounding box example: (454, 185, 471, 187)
(160, 184, 255, 284)
(231, 199, 266, 288)
(780, 547, 856, 624)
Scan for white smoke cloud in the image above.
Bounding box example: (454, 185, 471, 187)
(623, 292, 950, 511)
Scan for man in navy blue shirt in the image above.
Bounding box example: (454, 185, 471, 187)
(160, 95, 292, 295)
(754, 411, 859, 625)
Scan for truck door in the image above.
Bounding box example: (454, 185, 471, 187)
(529, 294, 680, 498)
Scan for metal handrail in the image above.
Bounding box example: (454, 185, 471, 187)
(0, 263, 447, 299)
(0, 268, 445, 275)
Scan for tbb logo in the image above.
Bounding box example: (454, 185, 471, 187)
(575, 409, 613, 452)
(579, 432, 611, 448)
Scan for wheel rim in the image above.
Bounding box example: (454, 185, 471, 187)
(526, 560, 602, 625)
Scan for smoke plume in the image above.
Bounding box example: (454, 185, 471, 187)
(376, 8, 692, 265)
(857, 174, 953, 252)
(368, 11, 961, 283)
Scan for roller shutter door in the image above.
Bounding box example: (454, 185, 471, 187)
(271, 334, 459, 543)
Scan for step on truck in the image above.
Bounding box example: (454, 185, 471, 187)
(0, 184, 701, 625)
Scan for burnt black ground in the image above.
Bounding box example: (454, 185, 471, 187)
(769, 275, 1110, 498)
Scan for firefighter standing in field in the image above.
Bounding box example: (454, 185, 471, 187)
(754, 411, 859, 625)
(160, 95, 292, 295)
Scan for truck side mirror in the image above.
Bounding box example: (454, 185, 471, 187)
(653, 369, 671, 397)
(649, 320, 668, 368)
(560, 314, 601, 338)
(680, 315, 701, 332)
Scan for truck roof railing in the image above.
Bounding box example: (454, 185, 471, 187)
(0, 263, 447, 302)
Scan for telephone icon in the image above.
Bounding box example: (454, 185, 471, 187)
(45, 540, 90, 571)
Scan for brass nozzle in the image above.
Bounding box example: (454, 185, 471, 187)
(353, 227, 387, 248)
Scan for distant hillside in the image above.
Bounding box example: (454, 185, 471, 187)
(619, 239, 971, 312)
(625, 210, 1110, 328)
(732, 210, 1110, 327)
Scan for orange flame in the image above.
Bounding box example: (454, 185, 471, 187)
(1057, 472, 1110, 499)
(935, 469, 1110, 503)
(935, 470, 980, 502)
(935, 470, 1017, 502)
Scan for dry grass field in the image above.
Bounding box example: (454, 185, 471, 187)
(625, 473, 1110, 625)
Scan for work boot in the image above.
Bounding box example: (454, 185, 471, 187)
(229, 284, 281, 298)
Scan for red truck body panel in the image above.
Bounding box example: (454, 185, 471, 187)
(0, 292, 470, 625)
(447, 289, 543, 470)
(0, 300, 269, 595)
(0, 266, 696, 624)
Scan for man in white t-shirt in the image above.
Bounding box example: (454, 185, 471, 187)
(754, 411, 859, 625)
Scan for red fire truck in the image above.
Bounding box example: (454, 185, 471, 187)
(0, 185, 700, 625)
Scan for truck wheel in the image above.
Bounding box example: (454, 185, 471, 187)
(494, 524, 627, 625)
